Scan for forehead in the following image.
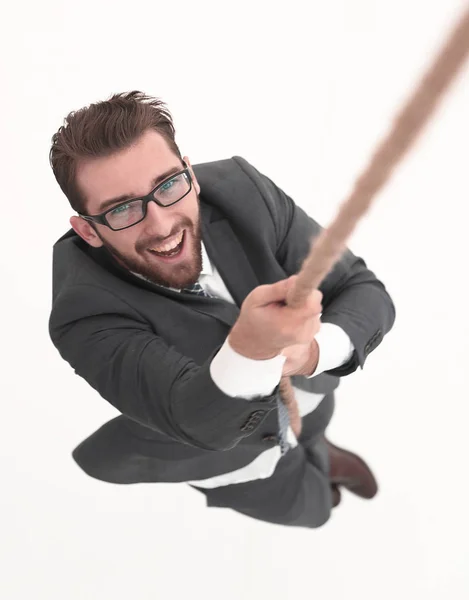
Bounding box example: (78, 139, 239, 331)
(76, 130, 180, 214)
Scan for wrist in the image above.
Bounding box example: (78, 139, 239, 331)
(297, 339, 320, 377)
(228, 328, 279, 361)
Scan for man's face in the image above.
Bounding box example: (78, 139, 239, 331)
(71, 130, 203, 290)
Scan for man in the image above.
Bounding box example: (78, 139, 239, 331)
(48, 91, 395, 528)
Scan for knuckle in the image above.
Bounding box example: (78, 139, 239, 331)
(313, 290, 323, 307)
(305, 295, 321, 313)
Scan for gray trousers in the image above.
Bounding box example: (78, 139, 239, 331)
(191, 393, 335, 529)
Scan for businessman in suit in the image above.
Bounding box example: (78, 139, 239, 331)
(48, 91, 395, 528)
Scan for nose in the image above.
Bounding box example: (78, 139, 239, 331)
(145, 198, 162, 220)
(144, 199, 178, 237)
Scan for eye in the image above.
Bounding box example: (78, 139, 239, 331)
(160, 179, 175, 192)
(111, 203, 130, 215)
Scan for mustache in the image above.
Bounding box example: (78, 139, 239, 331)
(137, 227, 187, 251)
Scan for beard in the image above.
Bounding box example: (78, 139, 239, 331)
(94, 212, 204, 291)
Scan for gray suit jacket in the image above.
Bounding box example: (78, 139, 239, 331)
(48, 156, 395, 484)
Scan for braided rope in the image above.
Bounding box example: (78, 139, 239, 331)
(281, 6, 469, 437)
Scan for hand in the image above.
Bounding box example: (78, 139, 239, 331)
(229, 275, 323, 360)
(281, 339, 320, 377)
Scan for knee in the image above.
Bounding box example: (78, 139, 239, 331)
(311, 505, 332, 528)
(304, 502, 332, 529)
(285, 507, 332, 530)
(285, 485, 333, 529)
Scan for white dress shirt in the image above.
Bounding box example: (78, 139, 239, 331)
(135, 240, 354, 488)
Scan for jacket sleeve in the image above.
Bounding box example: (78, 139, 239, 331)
(234, 156, 396, 376)
(49, 284, 279, 451)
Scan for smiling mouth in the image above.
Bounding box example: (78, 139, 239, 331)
(148, 230, 186, 258)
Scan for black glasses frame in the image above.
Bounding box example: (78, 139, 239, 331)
(78, 160, 192, 231)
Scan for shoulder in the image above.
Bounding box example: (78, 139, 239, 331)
(193, 156, 265, 187)
(194, 156, 284, 217)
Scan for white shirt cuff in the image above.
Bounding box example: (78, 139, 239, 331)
(210, 337, 286, 399)
(305, 322, 355, 378)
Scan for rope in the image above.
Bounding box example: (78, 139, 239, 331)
(281, 6, 469, 437)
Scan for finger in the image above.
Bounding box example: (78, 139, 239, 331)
(253, 276, 296, 307)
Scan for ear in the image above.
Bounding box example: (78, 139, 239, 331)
(183, 156, 200, 195)
(70, 216, 104, 248)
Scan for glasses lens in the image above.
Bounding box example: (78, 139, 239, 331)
(107, 200, 144, 230)
(154, 172, 191, 205)
(105, 171, 191, 230)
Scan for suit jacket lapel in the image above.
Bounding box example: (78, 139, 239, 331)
(200, 200, 258, 308)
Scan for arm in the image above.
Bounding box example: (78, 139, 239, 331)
(49, 285, 280, 452)
(234, 156, 396, 375)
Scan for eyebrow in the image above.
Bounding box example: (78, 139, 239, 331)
(96, 165, 184, 213)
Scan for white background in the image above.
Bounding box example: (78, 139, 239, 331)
(1, 1, 468, 598)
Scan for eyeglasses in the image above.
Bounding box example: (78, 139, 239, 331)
(79, 161, 193, 231)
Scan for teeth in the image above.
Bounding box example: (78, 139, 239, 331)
(150, 231, 184, 253)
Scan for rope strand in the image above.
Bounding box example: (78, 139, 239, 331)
(281, 6, 469, 437)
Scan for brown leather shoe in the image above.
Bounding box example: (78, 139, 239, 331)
(325, 438, 378, 499)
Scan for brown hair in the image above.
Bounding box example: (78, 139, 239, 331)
(49, 91, 182, 214)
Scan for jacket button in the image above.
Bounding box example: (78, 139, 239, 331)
(240, 410, 267, 432)
(262, 434, 278, 443)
